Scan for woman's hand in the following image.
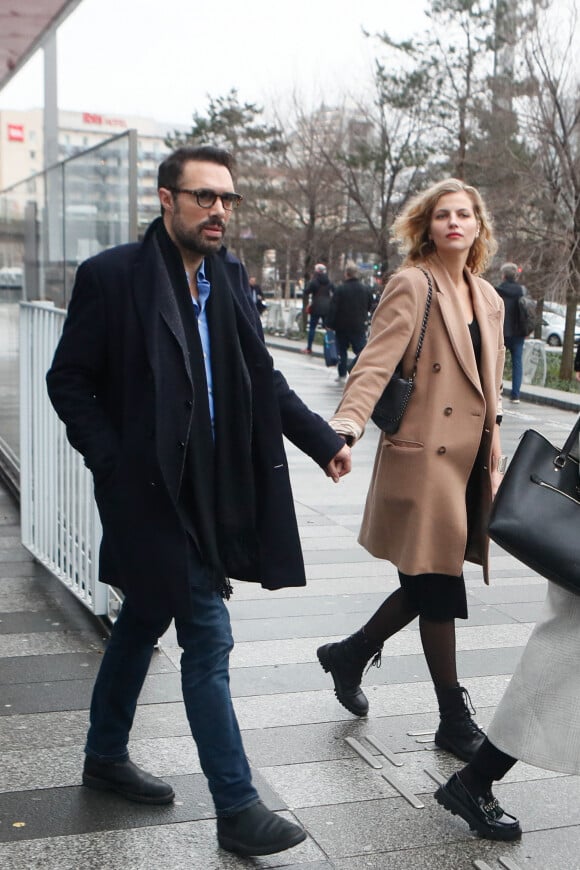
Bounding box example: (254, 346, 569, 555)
(325, 443, 352, 482)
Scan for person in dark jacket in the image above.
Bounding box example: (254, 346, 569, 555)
(302, 263, 334, 353)
(46, 146, 351, 859)
(495, 262, 526, 403)
(327, 262, 374, 380)
(249, 275, 266, 314)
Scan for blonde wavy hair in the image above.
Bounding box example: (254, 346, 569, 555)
(391, 178, 497, 275)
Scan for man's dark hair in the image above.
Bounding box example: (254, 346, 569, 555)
(157, 145, 235, 193)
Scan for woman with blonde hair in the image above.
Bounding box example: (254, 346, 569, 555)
(317, 178, 505, 762)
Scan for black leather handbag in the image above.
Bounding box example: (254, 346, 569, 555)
(371, 268, 433, 434)
(488, 414, 580, 595)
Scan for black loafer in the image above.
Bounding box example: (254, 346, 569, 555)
(435, 772, 521, 841)
(83, 756, 175, 805)
(217, 800, 306, 857)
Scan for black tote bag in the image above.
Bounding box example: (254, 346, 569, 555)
(488, 414, 580, 595)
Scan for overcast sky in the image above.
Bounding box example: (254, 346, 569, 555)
(0, 0, 427, 125)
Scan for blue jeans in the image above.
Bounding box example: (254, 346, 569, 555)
(335, 329, 367, 377)
(85, 570, 259, 816)
(307, 313, 325, 350)
(504, 335, 525, 399)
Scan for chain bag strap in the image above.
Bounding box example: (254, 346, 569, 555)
(370, 267, 433, 434)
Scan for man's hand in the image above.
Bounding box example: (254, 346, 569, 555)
(324, 443, 352, 482)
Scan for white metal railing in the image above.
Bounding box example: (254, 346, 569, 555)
(19, 301, 109, 616)
(264, 300, 303, 336)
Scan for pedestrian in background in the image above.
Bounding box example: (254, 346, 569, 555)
(317, 178, 505, 764)
(327, 262, 374, 382)
(302, 263, 334, 354)
(495, 262, 527, 404)
(46, 145, 351, 858)
(249, 275, 266, 314)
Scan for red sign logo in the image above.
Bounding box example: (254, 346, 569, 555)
(7, 124, 24, 142)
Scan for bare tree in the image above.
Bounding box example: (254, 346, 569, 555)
(256, 101, 349, 293)
(323, 60, 437, 274)
(517, 2, 580, 379)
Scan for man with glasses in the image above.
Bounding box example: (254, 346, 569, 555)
(47, 145, 351, 857)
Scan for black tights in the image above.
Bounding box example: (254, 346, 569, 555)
(363, 588, 459, 688)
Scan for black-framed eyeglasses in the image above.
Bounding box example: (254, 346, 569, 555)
(170, 187, 243, 210)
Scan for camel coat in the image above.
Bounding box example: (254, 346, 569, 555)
(331, 256, 504, 581)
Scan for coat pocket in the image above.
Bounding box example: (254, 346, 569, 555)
(383, 437, 424, 450)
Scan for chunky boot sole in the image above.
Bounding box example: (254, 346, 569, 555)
(317, 644, 369, 717)
(434, 783, 521, 842)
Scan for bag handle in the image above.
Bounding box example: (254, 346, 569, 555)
(409, 267, 433, 380)
(555, 414, 580, 467)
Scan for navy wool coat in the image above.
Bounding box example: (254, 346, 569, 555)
(46, 221, 343, 620)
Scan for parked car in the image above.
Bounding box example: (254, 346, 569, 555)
(541, 312, 580, 346)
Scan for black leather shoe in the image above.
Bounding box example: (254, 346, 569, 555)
(217, 800, 306, 857)
(435, 772, 521, 841)
(83, 756, 175, 805)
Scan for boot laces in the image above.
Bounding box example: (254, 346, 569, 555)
(460, 687, 485, 735)
(460, 686, 476, 716)
(364, 648, 383, 674)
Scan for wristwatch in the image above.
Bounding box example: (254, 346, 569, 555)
(496, 455, 508, 474)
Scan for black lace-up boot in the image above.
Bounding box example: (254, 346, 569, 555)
(434, 685, 486, 761)
(317, 629, 383, 716)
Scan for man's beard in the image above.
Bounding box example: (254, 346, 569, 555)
(171, 213, 227, 257)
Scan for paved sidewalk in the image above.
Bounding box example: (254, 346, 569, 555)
(1, 345, 579, 869)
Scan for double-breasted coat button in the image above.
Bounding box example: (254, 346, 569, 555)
(437, 446, 446, 454)
(184, 399, 193, 409)
(177, 441, 185, 449)
(432, 363, 441, 372)
(444, 407, 452, 416)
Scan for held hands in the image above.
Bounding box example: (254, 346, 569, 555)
(325, 443, 352, 482)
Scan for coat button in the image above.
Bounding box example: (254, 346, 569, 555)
(437, 446, 446, 454)
(185, 399, 193, 409)
(432, 363, 441, 372)
(177, 441, 185, 449)
(149, 481, 157, 487)
(444, 407, 452, 416)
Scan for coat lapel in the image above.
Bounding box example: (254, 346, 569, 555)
(428, 257, 482, 395)
(132, 228, 192, 385)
